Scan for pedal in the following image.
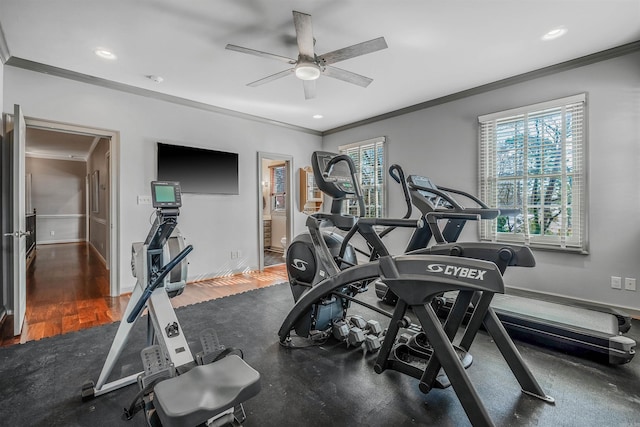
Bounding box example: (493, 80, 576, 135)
(408, 331, 432, 353)
(139, 345, 174, 389)
(392, 343, 472, 389)
(196, 329, 226, 365)
(407, 332, 473, 369)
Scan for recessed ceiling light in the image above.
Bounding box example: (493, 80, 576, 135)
(541, 27, 568, 41)
(94, 48, 117, 60)
(313, 114, 323, 119)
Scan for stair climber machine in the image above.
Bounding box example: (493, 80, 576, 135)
(82, 181, 261, 427)
(376, 173, 636, 364)
(279, 152, 555, 427)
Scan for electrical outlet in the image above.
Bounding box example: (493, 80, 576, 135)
(230, 251, 236, 259)
(50, 230, 55, 236)
(236, 250, 242, 258)
(137, 195, 152, 205)
(611, 276, 622, 289)
(624, 278, 636, 291)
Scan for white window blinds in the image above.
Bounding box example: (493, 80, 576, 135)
(339, 137, 386, 218)
(478, 94, 587, 252)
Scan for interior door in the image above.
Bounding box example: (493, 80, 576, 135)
(6, 105, 27, 335)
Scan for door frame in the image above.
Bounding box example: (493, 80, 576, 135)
(3, 105, 27, 335)
(257, 152, 293, 271)
(20, 117, 121, 297)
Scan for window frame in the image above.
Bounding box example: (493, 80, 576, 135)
(339, 136, 387, 219)
(269, 164, 287, 212)
(478, 94, 587, 253)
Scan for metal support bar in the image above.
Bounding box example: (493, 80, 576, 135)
(420, 291, 475, 391)
(413, 304, 495, 427)
(482, 308, 555, 403)
(458, 292, 493, 351)
(374, 299, 409, 374)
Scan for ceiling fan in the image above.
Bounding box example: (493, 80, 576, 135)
(225, 10, 388, 100)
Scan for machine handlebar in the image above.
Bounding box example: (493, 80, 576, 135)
(359, 218, 422, 228)
(126, 244, 194, 323)
(379, 164, 413, 240)
(425, 212, 480, 244)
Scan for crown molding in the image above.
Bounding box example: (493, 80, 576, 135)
(5, 57, 321, 136)
(323, 40, 640, 135)
(0, 21, 10, 63)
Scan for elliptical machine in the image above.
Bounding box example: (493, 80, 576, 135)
(82, 181, 261, 427)
(285, 152, 421, 349)
(278, 160, 555, 426)
(376, 173, 636, 364)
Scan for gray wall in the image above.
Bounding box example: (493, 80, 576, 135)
(88, 138, 109, 261)
(25, 157, 87, 243)
(0, 59, 5, 318)
(323, 51, 640, 313)
(4, 66, 322, 293)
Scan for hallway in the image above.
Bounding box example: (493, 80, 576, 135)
(0, 242, 287, 347)
(0, 242, 117, 346)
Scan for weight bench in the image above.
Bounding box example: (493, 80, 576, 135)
(153, 355, 261, 427)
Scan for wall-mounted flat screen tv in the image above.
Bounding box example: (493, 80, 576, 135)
(157, 142, 239, 195)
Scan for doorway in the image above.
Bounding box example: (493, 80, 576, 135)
(15, 118, 120, 335)
(22, 118, 119, 297)
(257, 152, 293, 270)
(23, 127, 114, 338)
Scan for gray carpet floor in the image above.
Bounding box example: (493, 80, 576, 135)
(0, 283, 638, 426)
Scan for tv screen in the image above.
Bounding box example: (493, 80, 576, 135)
(157, 143, 239, 194)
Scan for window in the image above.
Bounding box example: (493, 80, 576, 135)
(270, 164, 286, 211)
(478, 94, 586, 252)
(339, 137, 386, 218)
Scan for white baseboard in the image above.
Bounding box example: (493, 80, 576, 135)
(37, 238, 84, 245)
(506, 285, 640, 319)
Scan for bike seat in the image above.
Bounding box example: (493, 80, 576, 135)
(153, 355, 261, 427)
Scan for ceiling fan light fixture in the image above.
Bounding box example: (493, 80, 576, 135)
(295, 63, 320, 81)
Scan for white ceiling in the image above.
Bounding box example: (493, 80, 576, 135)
(25, 128, 98, 161)
(1, 0, 639, 135)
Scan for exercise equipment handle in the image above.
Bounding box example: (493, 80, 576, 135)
(323, 154, 366, 217)
(323, 153, 352, 174)
(379, 164, 413, 240)
(425, 212, 480, 244)
(127, 244, 194, 323)
(388, 164, 412, 219)
(359, 218, 423, 228)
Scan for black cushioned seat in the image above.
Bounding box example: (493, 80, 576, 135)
(153, 355, 261, 427)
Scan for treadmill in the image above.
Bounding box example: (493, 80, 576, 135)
(376, 174, 636, 365)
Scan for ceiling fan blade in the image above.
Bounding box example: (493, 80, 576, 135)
(323, 66, 373, 88)
(293, 11, 314, 58)
(247, 69, 294, 87)
(303, 80, 316, 100)
(226, 44, 296, 64)
(318, 37, 388, 65)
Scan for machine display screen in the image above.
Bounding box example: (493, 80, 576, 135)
(151, 181, 182, 208)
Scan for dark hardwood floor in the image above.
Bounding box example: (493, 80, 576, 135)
(0, 242, 287, 347)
